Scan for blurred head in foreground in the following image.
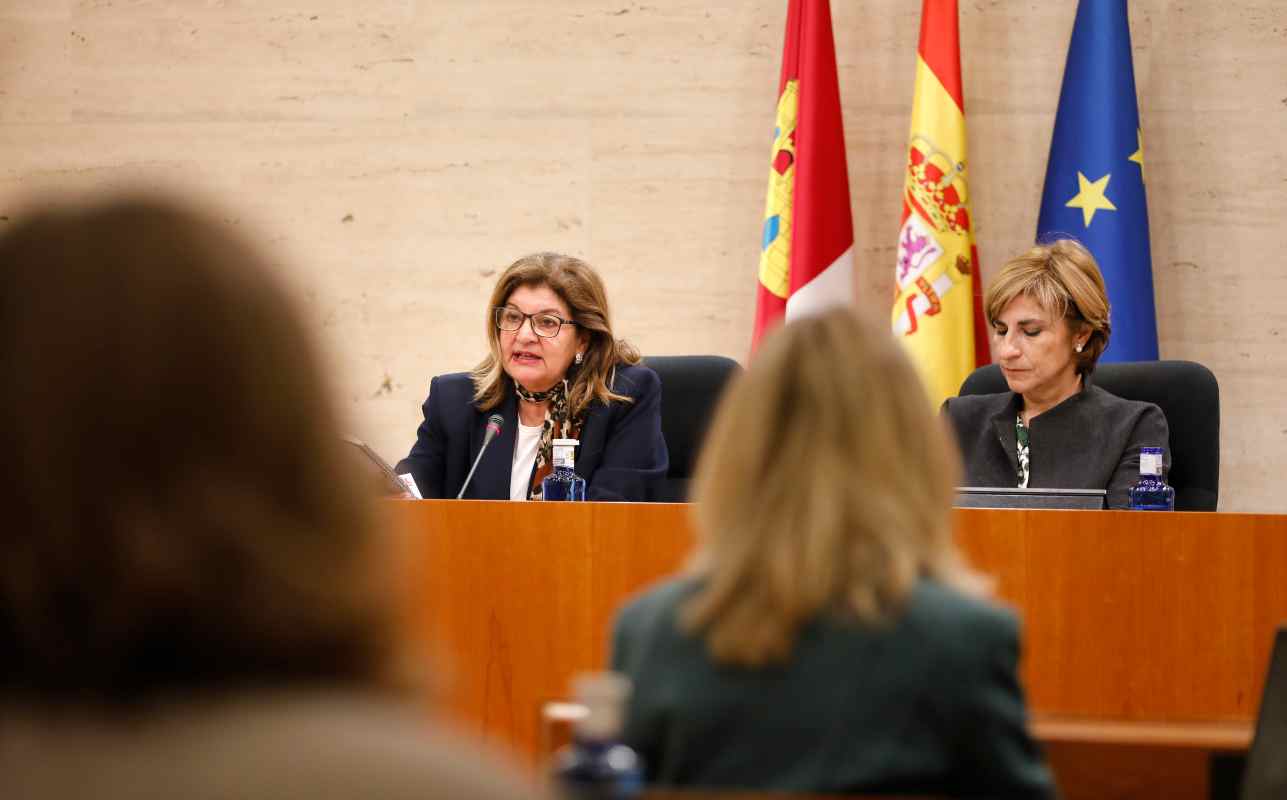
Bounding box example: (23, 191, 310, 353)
(0, 196, 394, 705)
(684, 307, 985, 666)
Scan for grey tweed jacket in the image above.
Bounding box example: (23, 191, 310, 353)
(941, 380, 1170, 509)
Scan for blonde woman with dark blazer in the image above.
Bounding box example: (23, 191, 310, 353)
(395, 252, 667, 501)
(610, 308, 1054, 798)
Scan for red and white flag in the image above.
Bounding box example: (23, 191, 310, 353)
(751, 0, 855, 351)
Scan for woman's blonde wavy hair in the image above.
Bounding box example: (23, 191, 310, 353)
(471, 252, 640, 417)
(682, 307, 986, 667)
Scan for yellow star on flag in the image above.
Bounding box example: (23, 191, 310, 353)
(1065, 171, 1117, 228)
(1129, 128, 1145, 182)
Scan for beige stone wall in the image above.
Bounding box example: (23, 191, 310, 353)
(1, 1, 1283, 510)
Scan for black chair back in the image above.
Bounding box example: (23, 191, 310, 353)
(958, 360, 1220, 511)
(644, 355, 742, 502)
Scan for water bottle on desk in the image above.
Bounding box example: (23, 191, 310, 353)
(552, 672, 643, 799)
(542, 438, 586, 501)
(1128, 446, 1174, 510)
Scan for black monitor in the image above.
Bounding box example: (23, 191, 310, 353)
(954, 486, 1106, 510)
(1242, 627, 1287, 800)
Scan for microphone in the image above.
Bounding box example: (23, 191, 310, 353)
(457, 414, 504, 499)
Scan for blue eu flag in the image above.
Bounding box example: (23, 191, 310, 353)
(1037, 0, 1158, 362)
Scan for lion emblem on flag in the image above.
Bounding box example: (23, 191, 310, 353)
(893, 134, 974, 336)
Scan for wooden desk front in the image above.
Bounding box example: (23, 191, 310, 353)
(389, 502, 1285, 797)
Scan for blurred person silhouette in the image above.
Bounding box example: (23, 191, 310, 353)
(610, 308, 1055, 798)
(0, 196, 540, 800)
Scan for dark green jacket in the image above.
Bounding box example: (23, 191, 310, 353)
(611, 577, 1055, 798)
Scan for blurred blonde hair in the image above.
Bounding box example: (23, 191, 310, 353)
(985, 238, 1111, 374)
(471, 252, 640, 417)
(682, 308, 986, 667)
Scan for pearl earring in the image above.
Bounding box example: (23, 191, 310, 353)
(1075, 343, 1084, 353)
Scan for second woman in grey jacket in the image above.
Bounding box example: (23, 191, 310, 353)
(942, 238, 1169, 508)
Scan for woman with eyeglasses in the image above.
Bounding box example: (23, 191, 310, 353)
(396, 252, 668, 501)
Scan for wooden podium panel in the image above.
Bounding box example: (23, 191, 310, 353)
(389, 500, 691, 749)
(387, 501, 1287, 798)
(953, 509, 1285, 723)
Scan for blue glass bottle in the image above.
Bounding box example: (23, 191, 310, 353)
(553, 673, 643, 800)
(542, 438, 586, 501)
(1128, 446, 1175, 510)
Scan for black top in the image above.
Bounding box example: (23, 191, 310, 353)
(611, 577, 1054, 798)
(394, 364, 668, 501)
(942, 381, 1170, 509)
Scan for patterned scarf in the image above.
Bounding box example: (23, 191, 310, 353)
(1015, 412, 1031, 488)
(514, 379, 584, 500)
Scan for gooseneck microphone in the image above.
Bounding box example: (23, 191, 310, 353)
(456, 414, 504, 499)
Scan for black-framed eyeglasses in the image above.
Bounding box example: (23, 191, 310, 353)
(493, 307, 577, 339)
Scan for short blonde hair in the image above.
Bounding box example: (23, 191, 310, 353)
(682, 308, 985, 667)
(471, 252, 640, 416)
(985, 238, 1111, 374)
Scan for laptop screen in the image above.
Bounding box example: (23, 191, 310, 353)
(342, 436, 412, 497)
(953, 486, 1106, 510)
(1242, 627, 1287, 800)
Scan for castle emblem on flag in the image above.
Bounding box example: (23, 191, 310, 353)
(758, 79, 799, 301)
(893, 134, 973, 337)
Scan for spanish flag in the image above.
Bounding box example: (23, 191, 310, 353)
(751, 0, 855, 351)
(891, 0, 988, 405)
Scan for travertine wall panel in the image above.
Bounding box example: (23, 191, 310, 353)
(1, 1, 1283, 509)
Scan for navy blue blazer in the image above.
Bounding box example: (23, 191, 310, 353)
(394, 364, 668, 501)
